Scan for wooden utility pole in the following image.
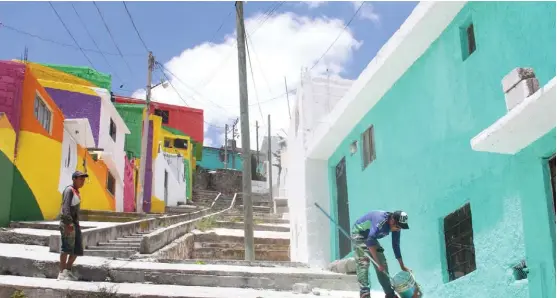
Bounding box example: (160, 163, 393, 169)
(235, 1, 254, 261)
(231, 118, 239, 169)
(137, 51, 155, 213)
(255, 121, 260, 171)
(224, 124, 229, 169)
(284, 77, 291, 120)
(267, 114, 273, 203)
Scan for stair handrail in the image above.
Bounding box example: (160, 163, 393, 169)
(210, 192, 223, 209)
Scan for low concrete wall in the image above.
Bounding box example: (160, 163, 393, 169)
(140, 198, 237, 254)
(49, 218, 157, 253)
(49, 208, 212, 253)
(0, 231, 50, 246)
(151, 233, 195, 260)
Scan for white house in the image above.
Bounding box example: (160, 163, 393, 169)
(284, 72, 353, 267)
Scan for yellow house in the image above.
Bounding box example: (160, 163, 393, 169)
(161, 126, 193, 200)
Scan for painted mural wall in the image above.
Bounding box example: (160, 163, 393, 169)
(0, 114, 16, 227)
(325, 2, 555, 298)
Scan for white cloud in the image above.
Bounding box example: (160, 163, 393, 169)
(352, 1, 380, 23)
(132, 11, 361, 150)
(304, 1, 326, 9)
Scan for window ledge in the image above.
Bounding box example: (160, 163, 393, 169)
(471, 77, 556, 155)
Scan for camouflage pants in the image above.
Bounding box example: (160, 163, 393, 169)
(352, 232, 395, 297)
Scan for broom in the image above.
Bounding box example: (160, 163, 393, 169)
(314, 203, 423, 298)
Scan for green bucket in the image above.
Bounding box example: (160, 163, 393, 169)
(392, 271, 421, 298)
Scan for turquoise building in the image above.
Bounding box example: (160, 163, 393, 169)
(287, 2, 556, 298)
(198, 146, 243, 171)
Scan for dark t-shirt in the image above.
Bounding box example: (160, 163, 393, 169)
(60, 186, 80, 225)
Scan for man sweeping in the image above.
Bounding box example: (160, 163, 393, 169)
(351, 210, 411, 298)
(57, 171, 87, 281)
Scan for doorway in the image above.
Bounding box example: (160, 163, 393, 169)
(335, 157, 351, 258)
(164, 170, 169, 205)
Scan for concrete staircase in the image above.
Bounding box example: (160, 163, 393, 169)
(83, 230, 153, 259)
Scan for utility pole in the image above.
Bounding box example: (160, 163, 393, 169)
(267, 114, 273, 203)
(231, 118, 239, 169)
(224, 124, 229, 169)
(235, 1, 254, 262)
(255, 121, 260, 172)
(284, 77, 291, 120)
(137, 51, 155, 213)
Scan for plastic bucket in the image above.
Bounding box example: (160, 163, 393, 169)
(391, 271, 419, 298)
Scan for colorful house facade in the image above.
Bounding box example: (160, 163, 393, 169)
(0, 61, 122, 224)
(286, 2, 555, 298)
(26, 62, 131, 213)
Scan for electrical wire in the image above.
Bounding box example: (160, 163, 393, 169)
(0, 23, 143, 57)
(245, 33, 265, 123)
(93, 1, 135, 76)
(310, 1, 365, 71)
(155, 64, 227, 130)
(48, 2, 97, 69)
(122, 1, 150, 52)
(71, 3, 125, 84)
(156, 61, 232, 117)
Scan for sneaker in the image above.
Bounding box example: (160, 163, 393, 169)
(57, 270, 71, 281)
(65, 270, 78, 281)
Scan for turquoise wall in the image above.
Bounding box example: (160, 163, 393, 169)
(327, 2, 555, 298)
(198, 147, 243, 171)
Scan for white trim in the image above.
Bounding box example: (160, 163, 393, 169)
(63, 118, 95, 148)
(306, 1, 466, 160)
(90, 87, 131, 134)
(471, 77, 556, 154)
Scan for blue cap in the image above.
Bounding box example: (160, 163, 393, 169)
(72, 171, 89, 179)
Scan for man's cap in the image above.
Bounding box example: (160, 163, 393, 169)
(72, 171, 89, 179)
(393, 211, 409, 229)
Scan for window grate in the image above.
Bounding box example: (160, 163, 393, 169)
(444, 203, 476, 281)
(361, 125, 376, 169)
(34, 94, 52, 133)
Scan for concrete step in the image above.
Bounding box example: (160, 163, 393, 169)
(89, 245, 139, 250)
(276, 206, 289, 214)
(0, 275, 360, 298)
(224, 211, 280, 219)
(192, 247, 290, 261)
(110, 238, 142, 244)
(219, 216, 290, 224)
(0, 244, 357, 292)
(215, 221, 289, 232)
(83, 249, 137, 258)
(237, 205, 271, 212)
(154, 258, 310, 268)
(194, 242, 290, 251)
(98, 242, 141, 248)
(194, 233, 290, 246)
(122, 235, 143, 239)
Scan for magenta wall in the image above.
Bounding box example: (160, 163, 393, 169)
(0, 61, 25, 148)
(123, 156, 136, 212)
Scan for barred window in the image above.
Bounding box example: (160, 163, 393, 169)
(34, 94, 52, 133)
(444, 203, 476, 281)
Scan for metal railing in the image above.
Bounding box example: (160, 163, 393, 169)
(209, 192, 223, 209)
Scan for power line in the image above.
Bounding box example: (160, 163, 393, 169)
(71, 3, 124, 84)
(48, 2, 97, 69)
(93, 1, 135, 76)
(155, 64, 228, 130)
(156, 61, 232, 117)
(0, 23, 144, 57)
(209, 9, 233, 43)
(195, 1, 285, 90)
(245, 34, 264, 123)
(122, 2, 150, 52)
(310, 1, 365, 71)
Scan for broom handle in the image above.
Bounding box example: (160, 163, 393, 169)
(313, 203, 394, 279)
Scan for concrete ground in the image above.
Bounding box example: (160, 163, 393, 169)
(0, 275, 384, 298)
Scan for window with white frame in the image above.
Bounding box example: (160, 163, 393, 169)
(34, 94, 52, 133)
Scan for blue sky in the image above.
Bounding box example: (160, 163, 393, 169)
(0, 1, 417, 147)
